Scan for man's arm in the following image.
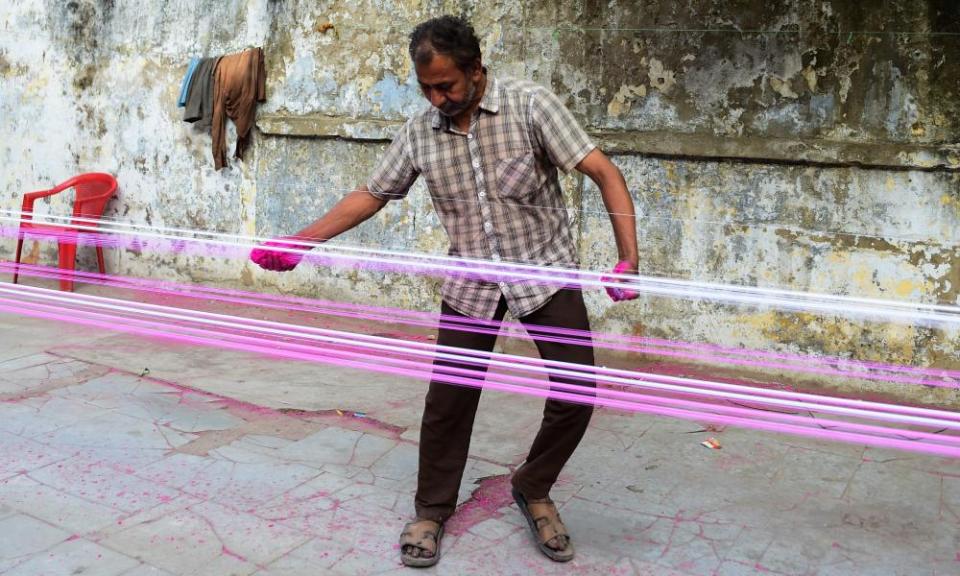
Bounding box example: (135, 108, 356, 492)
(575, 149, 638, 272)
(251, 186, 387, 271)
(291, 185, 388, 243)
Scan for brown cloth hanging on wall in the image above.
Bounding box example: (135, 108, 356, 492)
(212, 47, 266, 170)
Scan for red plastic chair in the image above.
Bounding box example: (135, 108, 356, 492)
(13, 173, 118, 291)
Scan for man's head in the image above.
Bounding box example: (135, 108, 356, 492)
(409, 16, 484, 117)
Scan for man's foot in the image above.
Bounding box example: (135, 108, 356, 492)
(528, 499, 571, 552)
(512, 488, 575, 562)
(399, 519, 444, 567)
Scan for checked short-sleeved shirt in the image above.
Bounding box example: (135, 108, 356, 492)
(367, 73, 595, 320)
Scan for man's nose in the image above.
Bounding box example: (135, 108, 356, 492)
(428, 90, 446, 108)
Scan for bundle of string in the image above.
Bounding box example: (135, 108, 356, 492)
(2, 209, 958, 325)
(2, 210, 960, 458)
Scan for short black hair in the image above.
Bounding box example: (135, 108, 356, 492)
(408, 15, 481, 72)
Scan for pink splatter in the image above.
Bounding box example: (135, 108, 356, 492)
(445, 474, 514, 536)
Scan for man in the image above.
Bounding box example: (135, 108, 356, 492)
(251, 15, 638, 567)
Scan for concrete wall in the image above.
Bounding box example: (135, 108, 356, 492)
(1, 1, 958, 400)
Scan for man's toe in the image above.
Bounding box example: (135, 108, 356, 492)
(547, 534, 569, 551)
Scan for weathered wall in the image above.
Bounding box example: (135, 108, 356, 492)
(1, 1, 958, 400)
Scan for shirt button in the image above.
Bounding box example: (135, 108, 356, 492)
(478, 191, 486, 198)
(472, 160, 480, 168)
(467, 133, 474, 139)
(491, 253, 501, 261)
(484, 221, 493, 232)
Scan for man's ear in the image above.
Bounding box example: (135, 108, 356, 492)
(469, 59, 484, 81)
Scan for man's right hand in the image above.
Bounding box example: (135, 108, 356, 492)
(603, 260, 640, 302)
(250, 237, 311, 272)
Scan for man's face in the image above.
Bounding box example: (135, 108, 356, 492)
(415, 53, 481, 117)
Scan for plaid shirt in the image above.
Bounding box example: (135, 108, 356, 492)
(368, 74, 595, 319)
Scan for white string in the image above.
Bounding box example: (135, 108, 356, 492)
(122, 180, 956, 246)
(2, 210, 959, 326)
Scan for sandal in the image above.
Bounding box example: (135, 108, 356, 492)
(512, 487, 575, 562)
(399, 518, 444, 568)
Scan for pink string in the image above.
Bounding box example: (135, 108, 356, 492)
(5, 261, 959, 392)
(4, 294, 959, 459)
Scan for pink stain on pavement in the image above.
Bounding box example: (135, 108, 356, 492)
(445, 474, 516, 536)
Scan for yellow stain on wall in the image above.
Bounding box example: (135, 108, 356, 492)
(607, 83, 647, 117)
(664, 161, 676, 183)
(739, 310, 778, 332)
(744, 308, 920, 364)
(23, 74, 50, 98)
(884, 177, 896, 192)
(236, 162, 258, 238)
(25, 241, 41, 265)
(894, 279, 917, 298)
(850, 266, 870, 287)
(825, 251, 848, 265)
(356, 75, 376, 96)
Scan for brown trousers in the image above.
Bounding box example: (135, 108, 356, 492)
(414, 289, 596, 523)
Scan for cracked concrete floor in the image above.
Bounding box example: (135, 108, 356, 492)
(1, 310, 959, 576)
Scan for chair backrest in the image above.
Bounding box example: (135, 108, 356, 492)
(66, 173, 118, 224)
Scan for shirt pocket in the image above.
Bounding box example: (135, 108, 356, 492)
(494, 153, 539, 202)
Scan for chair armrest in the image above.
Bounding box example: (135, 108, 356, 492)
(21, 183, 70, 213)
(21, 189, 54, 216)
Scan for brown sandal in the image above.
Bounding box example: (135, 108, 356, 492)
(512, 488, 575, 562)
(399, 518, 444, 568)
